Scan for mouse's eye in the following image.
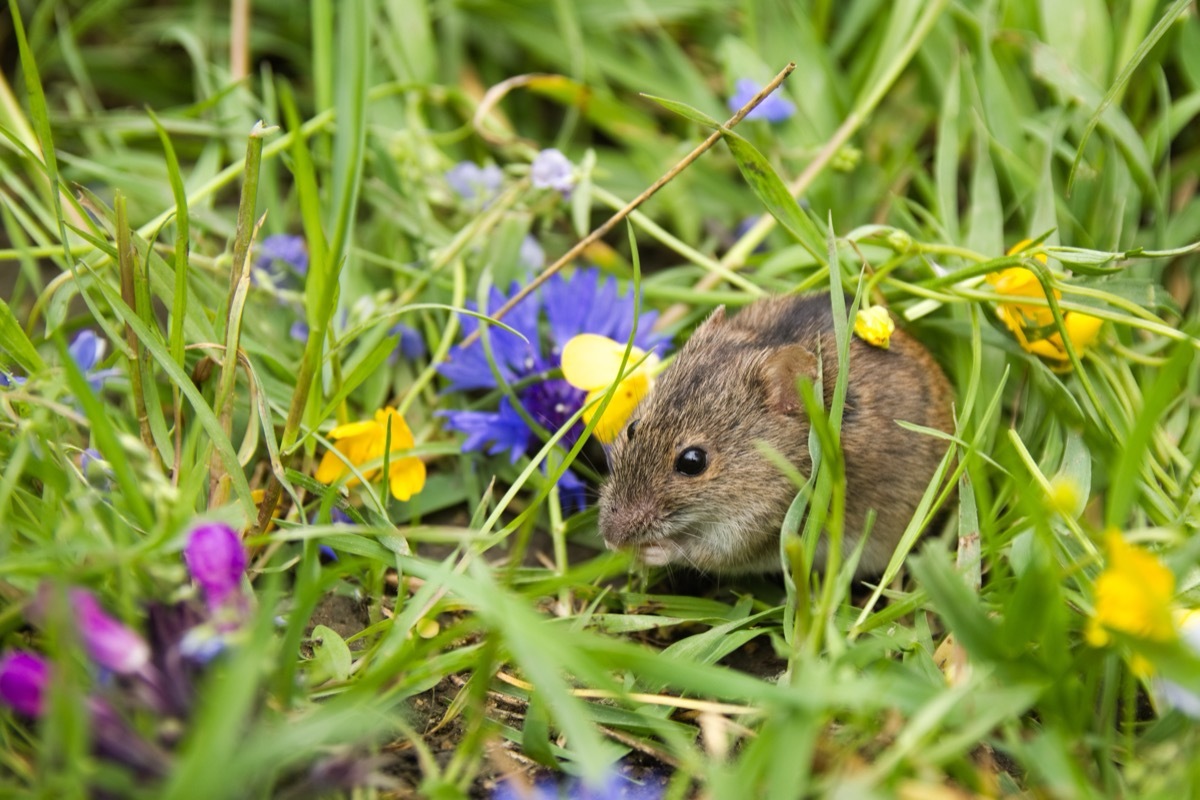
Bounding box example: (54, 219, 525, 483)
(674, 446, 707, 476)
(626, 419, 639, 440)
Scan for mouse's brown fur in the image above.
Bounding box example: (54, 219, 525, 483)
(598, 294, 954, 576)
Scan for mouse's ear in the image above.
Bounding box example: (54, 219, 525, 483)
(760, 344, 818, 416)
(690, 305, 727, 342)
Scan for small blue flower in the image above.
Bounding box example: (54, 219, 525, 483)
(80, 447, 113, 489)
(734, 216, 770, 254)
(290, 321, 310, 343)
(437, 268, 667, 508)
(319, 507, 351, 563)
(390, 323, 427, 362)
(179, 626, 229, 664)
(727, 78, 795, 123)
(256, 234, 309, 287)
(520, 235, 546, 270)
(0, 371, 25, 389)
(531, 149, 574, 193)
(446, 162, 504, 204)
(491, 769, 665, 800)
(69, 330, 119, 393)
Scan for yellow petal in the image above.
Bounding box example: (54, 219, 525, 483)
(561, 333, 648, 391)
(388, 457, 426, 501)
(853, 306, 895, 349)
(1063, 312, 1103, 350)
(328, 419, 379, 440)
(1023, 337, 1068, 361)
(381, 407, 416, 450)
(988, 266, 1042, 294)
(1092, 530, 1176, 643)
(1005, 239, 1048, 264)
(583, 372, 650, 444)
(315, 447, 349, 484)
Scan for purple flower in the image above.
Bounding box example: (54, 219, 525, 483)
(0, 651, 50, 716)
(492, 770, 665, 800)
(290, 321, 310, 343)
(179, 629, 228, 664)
(88, 697, 169, 778)
(530, 149, 574, 193)
(256, 234, 309, 287)
(183, 522, 247, 612)
(556, 466, 588, 515)
(0, 371, 26, 388)
(727, 78, 795, 123)
(69, 330, 119, 393)
(520, 235, 546, 270)
(446, 162, 504, 204)
(71, 589, 151, 674)
(437, 268, 667, 508)
(390, 323, 427, 362)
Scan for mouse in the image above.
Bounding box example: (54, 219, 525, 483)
(598, 293, 955, 577)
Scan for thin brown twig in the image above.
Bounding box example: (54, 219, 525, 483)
(230, 0, 251, 82)
(456, 62, 796, 349)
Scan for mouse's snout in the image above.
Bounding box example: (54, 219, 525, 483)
(597, 497, 664, 549)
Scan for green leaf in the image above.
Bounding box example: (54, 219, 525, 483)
(311, 625, 354, 683)
(0, 294, 43, 372)
(641, 92, 724, 127)
(1066, 0, 1192, 194)
(1106, 339, 1194, 526)
(720, 129, 826, 263)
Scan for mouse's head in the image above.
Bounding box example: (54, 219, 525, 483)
(597, 307, 819, 572)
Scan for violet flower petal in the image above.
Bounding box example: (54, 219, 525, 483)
(0, 651, 49, 716)
(727, 78, 795, 123)
(184, 522, 248, 610)
(71, 589, 151, 674)
(531, 148, 575, 193)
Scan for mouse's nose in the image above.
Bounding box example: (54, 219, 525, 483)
(598, 500, 662, 547)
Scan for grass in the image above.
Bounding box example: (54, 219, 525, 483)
(2, 0, 1200, 797)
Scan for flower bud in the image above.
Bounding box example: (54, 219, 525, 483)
(0, 651, 49, 716)
(71, 589, 151, 674)
(184, 522, 247, 610)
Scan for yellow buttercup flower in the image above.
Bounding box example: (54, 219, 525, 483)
(561, 333, 658, 444)
(1086, 530, 1177, 649)
(853, 306, 895, 349)
(315, 407, 426, 501)
(987, 241, 1104, 367)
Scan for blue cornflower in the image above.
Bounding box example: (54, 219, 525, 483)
(727, 78, 795, 123)
(437, 268, 666, 511)
(446, 162, 505, 204)
(69, 330, 120, 393)
(255, 234, 309, 288)
(530, 149, 574, 194)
